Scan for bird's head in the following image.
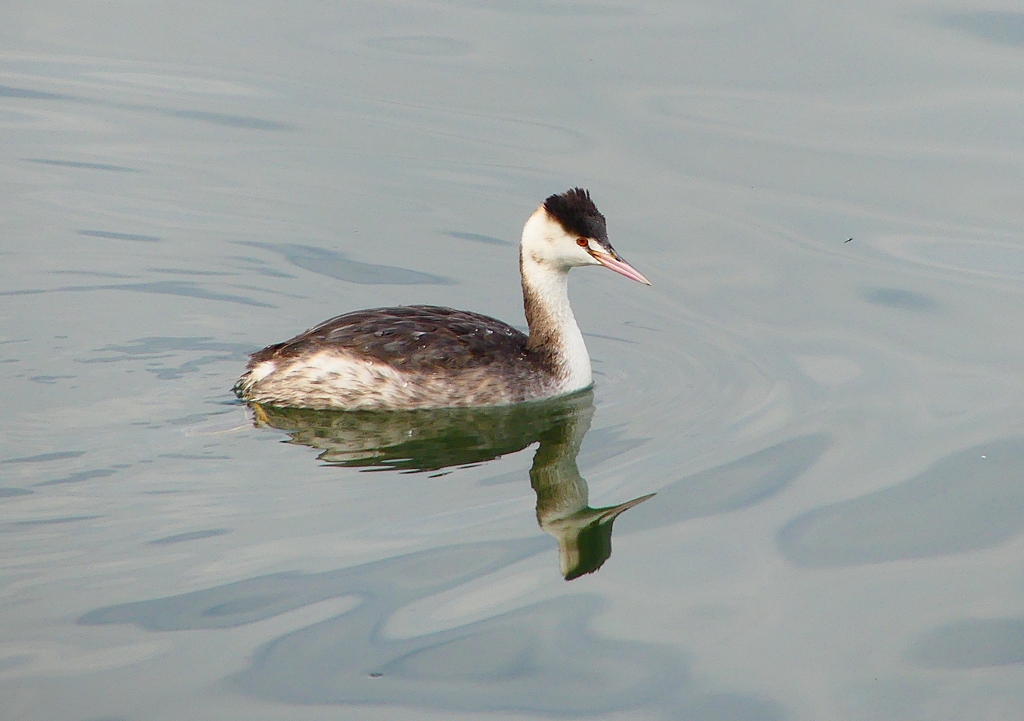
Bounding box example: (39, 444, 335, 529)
(520, 188, 650, 285)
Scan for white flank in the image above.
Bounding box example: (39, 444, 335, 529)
(248, 361, 277, 383)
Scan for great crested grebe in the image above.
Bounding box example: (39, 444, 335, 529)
(234, 188, 649, 410)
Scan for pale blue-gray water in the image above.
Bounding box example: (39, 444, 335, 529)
(3, 2, 1024, 719)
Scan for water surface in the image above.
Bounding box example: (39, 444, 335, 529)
(2, 2, 1024, 719)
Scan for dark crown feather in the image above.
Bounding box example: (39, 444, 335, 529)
(543, 188, 607, 241)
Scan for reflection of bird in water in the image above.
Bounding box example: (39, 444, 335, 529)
(528, 399, 654, 580)
(250, 390, 653, 579)
(235, 189, 649, 410)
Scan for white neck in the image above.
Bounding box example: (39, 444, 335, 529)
(520, 246, 593, 393)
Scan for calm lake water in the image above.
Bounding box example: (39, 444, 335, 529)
(3, 2, 1024, 719)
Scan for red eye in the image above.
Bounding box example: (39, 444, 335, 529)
(576, 238, 588, 247)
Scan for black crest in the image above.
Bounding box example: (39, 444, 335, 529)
(543, 188, 607, 241)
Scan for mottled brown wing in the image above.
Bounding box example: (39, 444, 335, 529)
(248, 305, 531, 372)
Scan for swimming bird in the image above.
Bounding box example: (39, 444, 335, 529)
(235, 188, 649, 410)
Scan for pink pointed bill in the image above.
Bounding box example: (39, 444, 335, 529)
(590, 250, 651, 285)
